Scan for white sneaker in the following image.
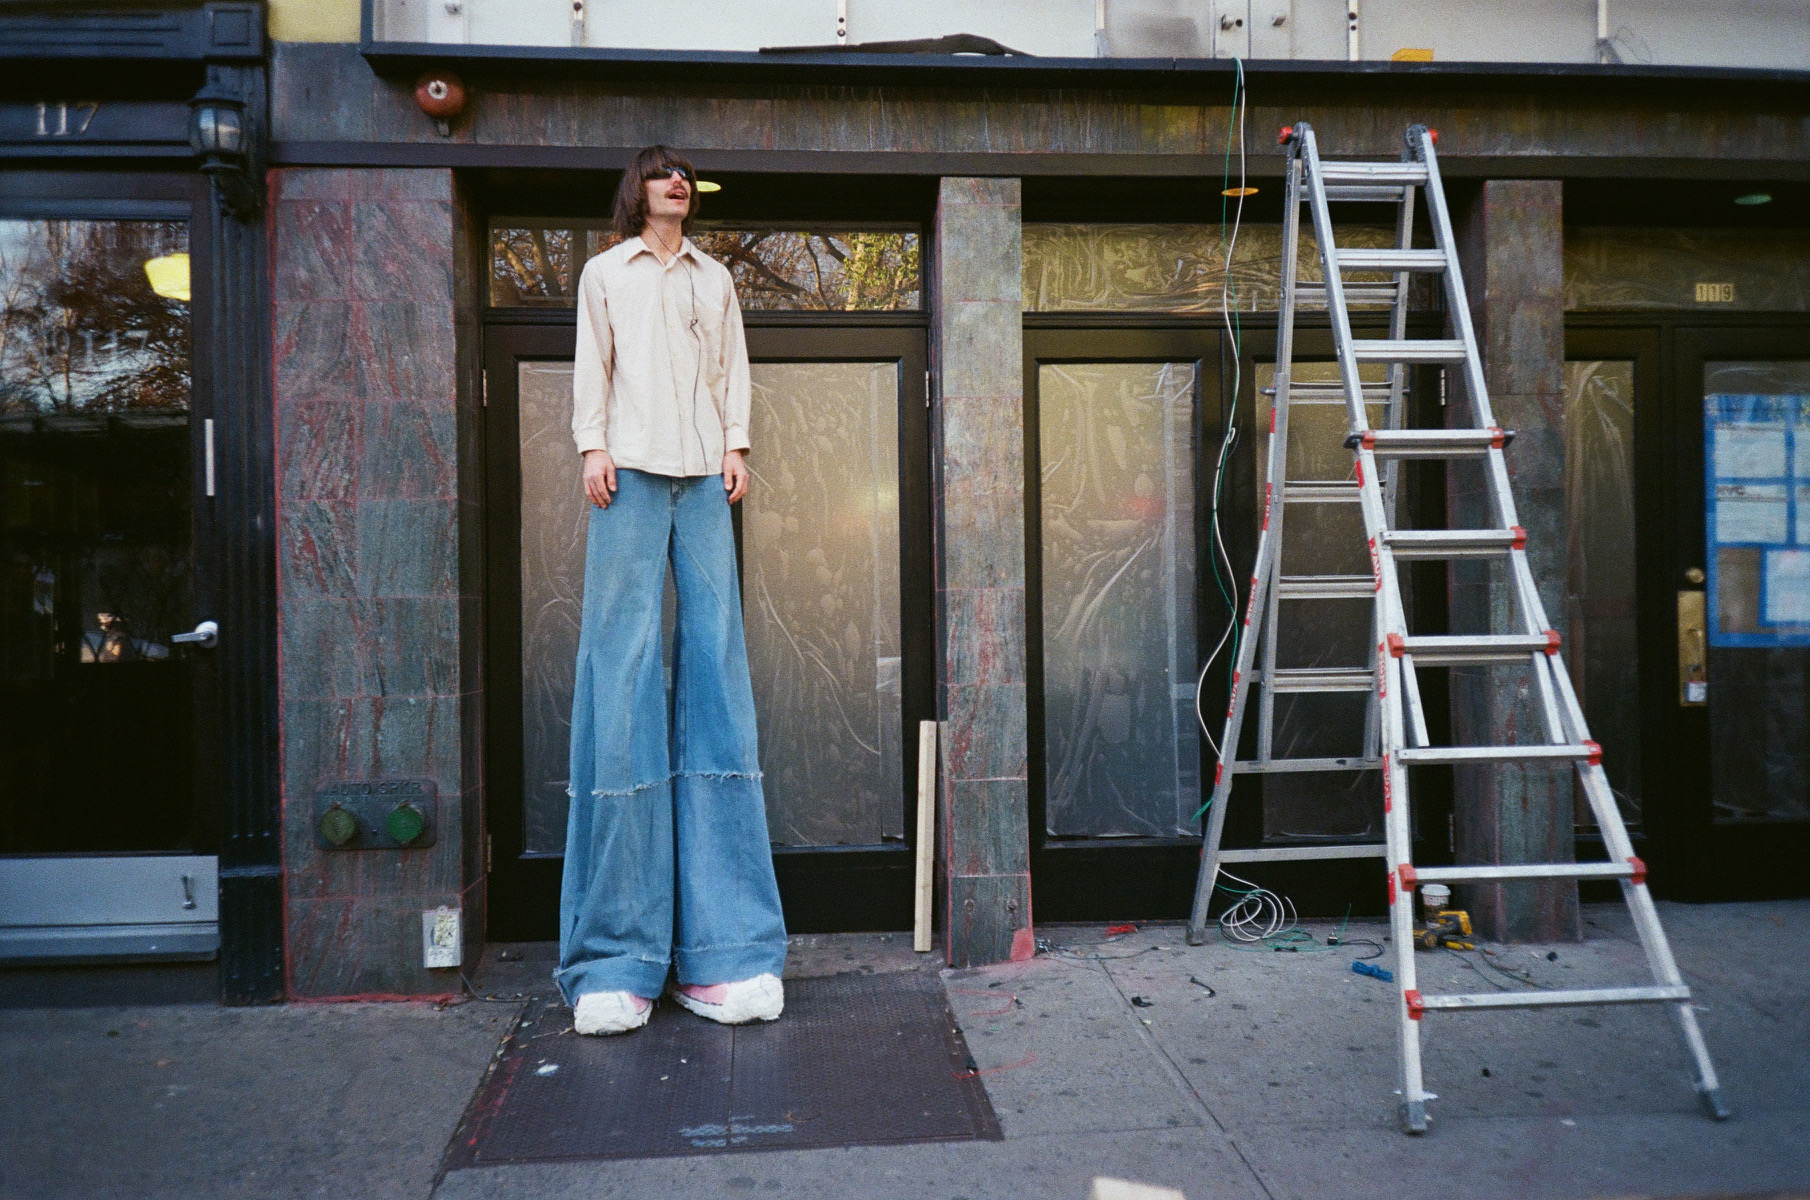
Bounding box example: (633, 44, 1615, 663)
(669, 973, 784, 1025)
(572, 990, 652, 1035)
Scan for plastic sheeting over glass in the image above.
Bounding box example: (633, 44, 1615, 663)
(744, 362, 903, 845)
(1565, 228, 1810, 312)
(1563, 360, 1641, 829)
(1039, 362, 1198, 837)
(1703, 360, 1810, 824)
(490, 221, 920, 311)
(514, 358, 905, 852)
(517, 361, 587, 854)
(1253, 361, 1385, 842)
(1023, 223, 1414, 313)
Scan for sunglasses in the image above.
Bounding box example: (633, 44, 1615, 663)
(643, 165, 695, 184)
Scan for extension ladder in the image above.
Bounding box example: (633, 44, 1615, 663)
(1186, 122, 1729, 1134)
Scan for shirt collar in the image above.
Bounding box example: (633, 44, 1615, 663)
(629, 233, 700, 264)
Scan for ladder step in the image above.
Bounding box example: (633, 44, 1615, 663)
(1347, 428, 1512, 458)
(1276, 574, 1376, 599)
(1283, 481, 1361, 503)
(1391, 632, 1560, 665)
(1411, 985, 1690, 1017)
(1350, 339, 1469, 364)
(1336, 249, 1448, 272)
(1220, 842, 1388, 863)
(1320, 184, 1410, 202)
(1267, 667, 1374, 693)
(1395, 744, 1600, 766)
(1233, 756, 1376, 774)
(1381, 529, 1524, 559)
(1317, 162, 1431, 186)
(1297, 282, 1403, 307)
(1410, 860, 1640, 885)
(1276, 383, 1396, 400)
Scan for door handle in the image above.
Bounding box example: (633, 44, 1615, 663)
(1677, 590, 1706, 706)
(172, 619, 219, 649)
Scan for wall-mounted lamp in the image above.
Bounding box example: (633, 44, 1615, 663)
(189, 82, 260, 220)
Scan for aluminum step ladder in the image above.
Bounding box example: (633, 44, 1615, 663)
(1186, 121, 1729, 1134)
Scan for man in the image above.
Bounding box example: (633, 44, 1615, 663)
(557, 145, 787, 1035)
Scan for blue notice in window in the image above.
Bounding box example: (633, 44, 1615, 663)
(1706, 392, 1810, 647)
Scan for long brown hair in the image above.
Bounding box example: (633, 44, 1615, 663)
(610, 145, 700, 239)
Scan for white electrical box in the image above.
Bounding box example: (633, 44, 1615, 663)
(422, 906, 462, 969)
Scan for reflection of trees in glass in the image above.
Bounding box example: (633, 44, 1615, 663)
(0, 221, 190, 417)
(487, 223, 921, 311)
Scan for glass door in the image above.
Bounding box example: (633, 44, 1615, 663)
(483, 323, 931, 938)
(1664, 326, 1810, 896)
(0, 203, 220, 960)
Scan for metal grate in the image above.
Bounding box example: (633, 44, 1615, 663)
(441, 970, 1001, 1170)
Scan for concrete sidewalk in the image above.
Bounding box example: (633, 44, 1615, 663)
(5, 902, 1807, 1200)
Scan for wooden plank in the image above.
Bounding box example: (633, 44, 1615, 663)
(913, 720, 938, 953)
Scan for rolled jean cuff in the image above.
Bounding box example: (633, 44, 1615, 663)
(674, 940, 788, 987)
(553, 956, 670, 1006)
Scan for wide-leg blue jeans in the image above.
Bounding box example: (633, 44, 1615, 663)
(555, 468, 788, 1004)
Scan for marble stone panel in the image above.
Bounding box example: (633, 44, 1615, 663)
(272, 198, 354, 303)
(353, 301, 456, 404)
(352, 200, 454, 303)
(281, 598, 366, 701)
(942, 587, 1027, 688)
(283, 694, 465, 803)
(359, 400, 457, 501)
(945, 873, 1033, 969)
(285, 893, 463, 998)
(269, 166, 355, 203)
(351, 168, 453, 203)
(940, 683, 1029, 782)
(938, 203, 1022, 306)
(273, 301, 360, 404)
(280, 500, 358, 599)
(355, 499, 458, 598)
(945, 779, 1031, 877)
(938, 301, 1024, 401)
(278, 400, 361, 501)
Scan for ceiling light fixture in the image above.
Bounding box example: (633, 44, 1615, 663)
(696, 180, 722, 193)
(1734, 193, 1772, 206)
(143, 253, 191, 302)
(1222, 186, 1259, 198)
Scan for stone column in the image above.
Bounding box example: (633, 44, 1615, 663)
(933, 178, 1034, 967)
(272, 167, 477, 996)
(1447, 179, 1581, 943)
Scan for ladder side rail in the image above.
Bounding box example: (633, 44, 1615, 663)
(1410, 126, 1497, 432)
(1381, 164, 1416, 518)
(1257, 149, 1311, 765)
(1296, 125, 1372, 438)
(1382, 619, 1432, 1131)
(1529, 648, 1569, 745)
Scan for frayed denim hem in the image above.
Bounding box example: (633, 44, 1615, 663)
(567, 768, 763, 800)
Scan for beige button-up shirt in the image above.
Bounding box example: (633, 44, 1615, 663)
(571, 234, 753, 476)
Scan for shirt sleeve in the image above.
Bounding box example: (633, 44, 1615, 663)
(719, 278, 753, 455)
(572, 262, 612, 456)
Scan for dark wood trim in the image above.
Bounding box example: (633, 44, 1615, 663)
(270, 140, 1810, 184)
(0, 1, 264, 65)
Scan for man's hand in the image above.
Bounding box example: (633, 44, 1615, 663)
(723, 449, 749, 504)
(582, 449, 618, 508)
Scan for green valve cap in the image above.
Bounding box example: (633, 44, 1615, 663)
(386, 802, 426, 845)
(319, 805, 358, 846)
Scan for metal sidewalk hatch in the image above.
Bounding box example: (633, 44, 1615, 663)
(1185, 121, 1729, 1135)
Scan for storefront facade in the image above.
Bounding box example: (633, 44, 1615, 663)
(4, 0, 1807, 1002)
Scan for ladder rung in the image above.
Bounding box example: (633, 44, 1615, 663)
(1382, 529, 1523, 560)
(1392, 632, 1559, 665)
(1411, 861, 1638, 885)
(1233, 756, 1376, 774)
(1219, 843, 1388, 863)
(1277, 383, 1395, 401)
(1283, 481, 1361, 503)
(1276, 574, 1376, 599)
(1320, 184, 1409, 202)
(1297, 283, 1403, 307)
(1350, 339, 1469, 363)
(1412, 985, 1690, 1016)
(1348, 428, 1511, 458)
(1395, 744, 1598, 766)
(1335, 249, 1448, 272)
(1318, 163, 1431, 186)
(1268, 667, 1374, 693)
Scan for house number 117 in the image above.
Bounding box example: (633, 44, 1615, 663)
(36, 102, 100, 137)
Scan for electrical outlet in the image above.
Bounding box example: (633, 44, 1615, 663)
(423, 906, 462, 969)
